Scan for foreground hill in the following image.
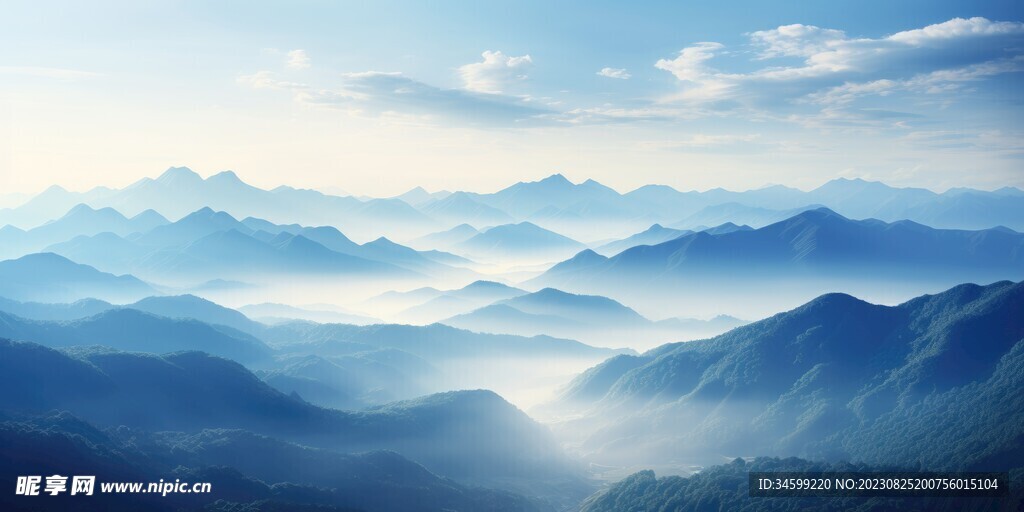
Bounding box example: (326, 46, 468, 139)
(0, 412, 542, 512)
(579, 458, 1022, 512)
(550, 280, 1024, 472)
(0, 340, 587, 499)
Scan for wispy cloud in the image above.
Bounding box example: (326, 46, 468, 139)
(656, 17, 1024, 123)
(239, 69, 552, 126)
(597, 67, 631, 79)
(286, 49, 311, 70)
(458, 50, 532, 94)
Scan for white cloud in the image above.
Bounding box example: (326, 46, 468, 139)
(239, 69, 550, 126)
(888, 17, 1024, 45)
(287, 49, 311, 70)
(654, 42, 722, 82)
(749, 24, 846, 58)
(597, 67, 631, 79)
(458, 50, 533, 93)
(654, 17, 1024, 124)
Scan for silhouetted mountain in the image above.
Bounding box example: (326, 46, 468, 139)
(396, 280, 527, 324)
(454, 222, 585, 262)
(469, 174, 623, 220)
(534, 208, 1024, 298)
(0, 296, 113, 321)
(594, 224, 691, 256)
(412, 223, 480, 250)
(549, 280, 1024, 472)
(395, 185, 451, 207)
(441, 288, 735, 347)
(239, 303, 380, 325)
(0, 253, 154, 303)
(422, 191, 514, 226)
(128, 294, 263, 335)
(671, 202, 822, 230)
(260, 350, 438, 409)
(0, 203, 168, 259)
(263, 322, 626, 361)
(0, 308, 272, 363)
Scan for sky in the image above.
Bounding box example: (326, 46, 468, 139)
(1, 0, 1022, 197)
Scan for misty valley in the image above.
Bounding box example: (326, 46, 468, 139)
(1, 168, 1023, 511)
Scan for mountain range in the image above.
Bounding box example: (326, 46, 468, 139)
(8, 167, 1021, 249)
(532, 207, 1024, 318)
(547, 280, 1024, 474)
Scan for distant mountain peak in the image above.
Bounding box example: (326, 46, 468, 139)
(157, 166, 202, 183)
(208, 170, 243, 183)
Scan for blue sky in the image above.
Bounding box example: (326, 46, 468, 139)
(1, 0, 1022, 196)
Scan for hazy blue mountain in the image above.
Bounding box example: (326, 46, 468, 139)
(3, 167, 439, 240)
(411, 223, 481, 250)
(239, 302, 381, 325)
(0, 203, 168, 258)
(361, 286, 445, 316)
(137, 229, 413, 280)
(240, 216, 303, 235)
(443, 304, 585, 336)
(469, 174, 623, 219)
(454, 221, 585, 261)
(396, 280, 527, 324)
(260, 350, 438, 409)
(498, 288, 647, 325)
(594, 224, 692, 256)
(45, 231, 155, 273)
(293, 225, 362, 254)
(578, 458, 1019, 512)
(0, 308, 272, 363)
(0, 253, 154, 303)
(0, 412, 542, 512)
(440, 288, 738, 347)
(671, 202, 823, 229)
(262, 322, 627, 361)
(133, 206, 253, 247)
(550, 280, 1024, 472)
(421, 191, 514, 226)
(128, 294, 263, 335)
(0, 296, 113, 321)
(535, 208, 1024, 292)
(394, 185, 449, 207)
(0, 340, 584, 491)
(700, 221, 753, 234)
(357, 236, 463, 276)
(0, 184, 110, 229)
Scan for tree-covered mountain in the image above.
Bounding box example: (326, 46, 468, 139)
(548, 280, 1024, 473)
(578, 457, 1022, 512)
(0, 308, 273, 364)
(0, 411, 543, 512)
(0, 339, 588, 498)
